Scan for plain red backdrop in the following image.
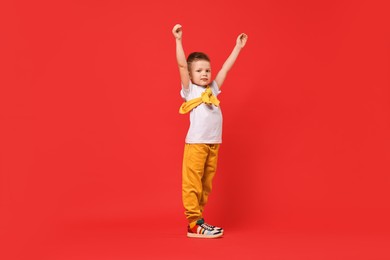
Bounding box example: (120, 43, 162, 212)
(1, 0, 390, 259)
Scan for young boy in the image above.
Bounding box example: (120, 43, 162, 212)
(172, 24, 247, 238)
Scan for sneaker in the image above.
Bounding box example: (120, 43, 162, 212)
(198, 219, 224, 233)
(202, 222, 224, 233)
(187, 219, 223, 239)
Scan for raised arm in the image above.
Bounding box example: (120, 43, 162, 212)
(172, 24, 190, 90)
(215, 33, 248, 88)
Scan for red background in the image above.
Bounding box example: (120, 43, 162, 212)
(1, 0, 390, 259)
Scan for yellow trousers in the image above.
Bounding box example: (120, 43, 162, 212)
(182, 143, 220, 227)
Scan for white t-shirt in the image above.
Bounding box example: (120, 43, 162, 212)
(180, 81, 223, 144)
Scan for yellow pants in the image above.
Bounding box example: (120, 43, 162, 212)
(182, 143, 220, 227)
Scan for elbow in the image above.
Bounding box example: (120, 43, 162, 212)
(178, 63, 188, 70)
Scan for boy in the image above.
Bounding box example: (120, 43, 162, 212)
(172, 24, 247, 238)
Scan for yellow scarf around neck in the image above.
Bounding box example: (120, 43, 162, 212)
(179, 86, 220, 114)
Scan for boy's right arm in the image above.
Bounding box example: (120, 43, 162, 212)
(172, 24, 190, 90)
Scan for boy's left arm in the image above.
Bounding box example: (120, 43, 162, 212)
(215, 33, 248, 88)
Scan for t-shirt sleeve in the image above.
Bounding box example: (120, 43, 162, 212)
(180, 82, 191, 101)
(210, 81, 221, 97)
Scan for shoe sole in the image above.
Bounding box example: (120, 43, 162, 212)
(187, 232, 223, 239)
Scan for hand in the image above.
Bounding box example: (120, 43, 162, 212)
(236, 33, 248, 48)
(172, 24, 183, 39)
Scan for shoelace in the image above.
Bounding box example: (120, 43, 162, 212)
(200, 223, 214, 231)
(203, 223, 216, 229)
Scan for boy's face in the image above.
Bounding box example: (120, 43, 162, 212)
(189, 60, 211, 87)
